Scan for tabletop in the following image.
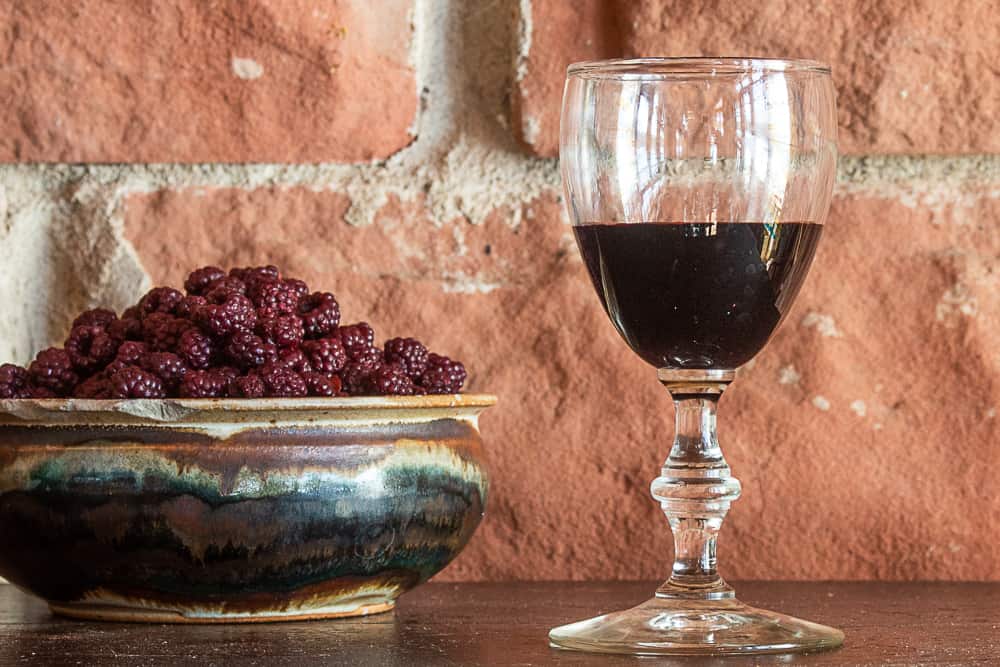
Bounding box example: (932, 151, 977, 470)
(1, 581, 998, 666)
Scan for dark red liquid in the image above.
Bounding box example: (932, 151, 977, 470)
(574, 222, 822, 369)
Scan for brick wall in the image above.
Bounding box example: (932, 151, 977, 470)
(1, 1, 998, 582)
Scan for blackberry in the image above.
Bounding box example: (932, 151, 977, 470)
(1, 262, 472, 401)
(257, 363, 308, 398)
(340, 347, 383, 394)
(225, 332, 278, 369)
(115, 341, 150, 365)
(107, 315, 142, 342)
(285, 278, 310, 299)
(0, 364, 29, 399)
(184, 266, 226, 296)
(65, 325, 119, 373)
(138, 352, 188, 390)
(368, 363, 415, 396)
(338, 322, 375, 360)
(258, 315, 304, 349)
(302, 372, 340, 397)
(420, 354, 467, 394)
(142, 313, 192, 352)
(28, 348, 79, 396)
(179, 370, 229, 398)
(249, 279, 300, 317)
(108, 365, 166, 399)
(138, 287, 184, 318)
(106, 343, 149, 378)
(175, 295, 207, 320)
(298, 292, 341, 339)
(73, 374, 111, 399)
(302, 337, 347, 374)
(195, 294, 257, 339)
(176, 329, 215, 369)
(384, 337, 428, 378)
(228, 374, 266, 398)
(215, 366, 241, 381)
(231, 265, 280, 286)
(204, 277, 247, 301)
(26, 385, 58, 399)
(277, 348, 313, 374)
(72, 308, 118, 330)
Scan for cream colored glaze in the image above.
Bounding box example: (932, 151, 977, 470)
(0, 396, 497, 431)
(51, 583, 400, 623)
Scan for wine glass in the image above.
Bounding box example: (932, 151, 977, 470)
(550, 58, 841, 655)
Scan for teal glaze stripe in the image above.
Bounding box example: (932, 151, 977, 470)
(1, 443, 486, 500)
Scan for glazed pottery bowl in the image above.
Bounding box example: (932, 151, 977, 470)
(0, 395, 494, 623)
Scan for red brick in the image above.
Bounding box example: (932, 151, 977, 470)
(124, 185, 1000, 581)
(516, 0, 1000, 156)
(0, 1, 417, 163)
(512, 1, 624, 156)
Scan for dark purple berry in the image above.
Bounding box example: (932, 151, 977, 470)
(302, 337, 347, 374)
(338, 322, 375, 360)
(176, 329, 214, 370)
(73, 374, 111, 399)
(340, 347, 383, 394)
(302, 372, 340, 397)
(108, 366, 166, 399)
(368, 363, 415, 396)
(138, 352, 188, 390)
(28, 348, 79, 396)
(65, 325, 119, 373)
(204, 277, 247, 302)
(26, 385, 58, 399)
(231, 265, 280, 286)
(115, 341, 149, 365)
(224, 332, 278, 369)
(195, 294, 257, 339)
(384, 337, 428, 378)
(420, 354, 467, 394)
(175, 295, 207, 319)
(298, 292, 340, 339)
(228, 374, 266, 398)
(142, 313, 192, 352)
(285, 278, 309, 298)
(257, 315, 304, 349)
(107, 315, 142, 342)
(277, 348, 313, 374)
(138, 287, 184, 318)
(184, 266, 226, 296)
(179, 370, 229, 398)
(257, 363, 308, 398)
(72, 308, 118, 331)
(0, 364, 30, 399)
(250, 280, 300, 317)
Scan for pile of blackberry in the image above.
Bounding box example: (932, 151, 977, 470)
(0, 265, 467, 400)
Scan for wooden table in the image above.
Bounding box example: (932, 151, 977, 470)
(1, 581, 998, 665)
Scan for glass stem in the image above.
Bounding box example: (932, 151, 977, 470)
(652, 369, 741, 599)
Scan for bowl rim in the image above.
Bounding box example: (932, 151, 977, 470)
(0, 395, 497, 425)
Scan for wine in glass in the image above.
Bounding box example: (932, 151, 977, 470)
(550, 58, 842, 655)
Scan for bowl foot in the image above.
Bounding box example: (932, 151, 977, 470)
(49, 599, 395, 624)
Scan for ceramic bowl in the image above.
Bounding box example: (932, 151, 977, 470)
(0, 395, 494, 623)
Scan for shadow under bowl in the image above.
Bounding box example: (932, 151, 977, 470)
(0, 395, 495, 623)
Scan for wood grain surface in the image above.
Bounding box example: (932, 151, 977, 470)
(1, 581, 998, 665)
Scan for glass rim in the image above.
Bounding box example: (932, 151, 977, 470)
(567, 57, 832, 78)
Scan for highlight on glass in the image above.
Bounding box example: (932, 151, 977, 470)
(550, 58, 841, 656)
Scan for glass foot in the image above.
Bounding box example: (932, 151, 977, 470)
(549, 594, 844, 656)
